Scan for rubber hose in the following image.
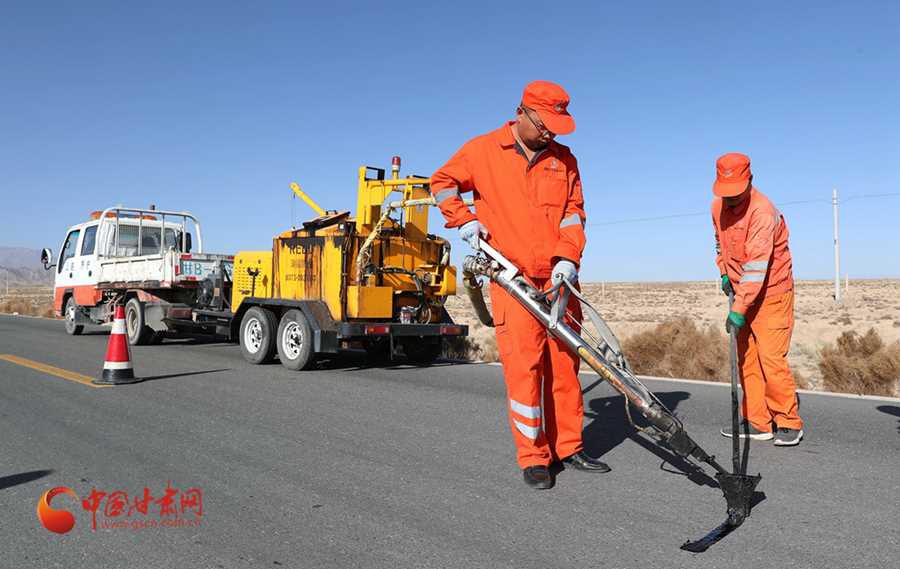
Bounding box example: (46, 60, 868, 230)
(463, 271, 494, 327)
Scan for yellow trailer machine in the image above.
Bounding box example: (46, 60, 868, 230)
(230, 158, 467, 370)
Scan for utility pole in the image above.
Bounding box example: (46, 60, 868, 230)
(832, 188, 841, 304)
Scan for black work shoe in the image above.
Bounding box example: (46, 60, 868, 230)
(562, 451, 611, 473)
(720, 421, 774, 441)
(773, 427, 804, 446)
(523, 465, 553, 489)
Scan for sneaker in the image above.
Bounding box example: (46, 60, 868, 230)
(773, 427, 804, 446)
(720, 421, 774, 441)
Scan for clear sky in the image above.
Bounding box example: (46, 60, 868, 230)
(2, 1, 898, 281)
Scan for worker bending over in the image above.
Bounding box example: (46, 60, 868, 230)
(711, 152, 804, 446)
(430, 80, 609, 489)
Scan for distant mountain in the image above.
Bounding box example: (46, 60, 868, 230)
(0, 247, 53, 286)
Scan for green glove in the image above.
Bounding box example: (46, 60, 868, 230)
(721, 274, 734, 297)
(725, 311, 745, 334)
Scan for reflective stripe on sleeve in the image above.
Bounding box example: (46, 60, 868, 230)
(742, 260, 769, 272)
(513, 420, 540, 440)
(741, 272, 765, 283)
(559, 213, 582, 229)
(510, 399, 541, 419)
(434, 187, 459, 205)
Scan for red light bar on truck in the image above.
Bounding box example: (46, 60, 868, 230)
(439, 325, 464, 336)
(364, 325, 390, 335)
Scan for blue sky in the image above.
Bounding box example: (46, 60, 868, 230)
(2, 1, 898, 281)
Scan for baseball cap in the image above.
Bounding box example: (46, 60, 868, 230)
(713, 152, 753, 197)
(521, 80, 575, 135)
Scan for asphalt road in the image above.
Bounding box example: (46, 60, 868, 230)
(1, 314, 898, 569)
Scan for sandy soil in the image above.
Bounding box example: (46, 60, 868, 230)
(444, 279, 900, 390)
(6, 281, 899, 391)
(0, 286, 56, 318)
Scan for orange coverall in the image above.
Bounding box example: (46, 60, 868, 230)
(711, 186, 803, 432)
(431, 122, 587, 468)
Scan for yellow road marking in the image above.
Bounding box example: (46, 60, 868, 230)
(0, 354, 111, 389)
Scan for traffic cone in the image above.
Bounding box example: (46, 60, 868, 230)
(93, 304, 141, 385)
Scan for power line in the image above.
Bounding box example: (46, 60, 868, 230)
(584, 192, 899, 228)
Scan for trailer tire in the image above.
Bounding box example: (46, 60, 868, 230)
(125, 298, 155, 345)
(64, 296, 84, 336)
(240, 306, 277, 364)
(276, 309, 315, 371)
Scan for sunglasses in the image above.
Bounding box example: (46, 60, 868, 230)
(519, 106, 553, 138)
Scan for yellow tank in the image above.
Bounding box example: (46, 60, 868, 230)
(230, 158, 465, 370)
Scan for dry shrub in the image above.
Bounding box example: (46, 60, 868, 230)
(623, 317, 729, 381)
(819, 329, 900, 396)
(0, 297, 58, 318)
(791, 366, 812, 390)
(0, 298, 31, 315)
(445, 323, 499, 362)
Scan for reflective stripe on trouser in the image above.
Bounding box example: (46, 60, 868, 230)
(491, 279, 584, 468)
(737, 290, 803, 431)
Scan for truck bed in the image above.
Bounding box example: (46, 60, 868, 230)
(97, 250, 233, 289)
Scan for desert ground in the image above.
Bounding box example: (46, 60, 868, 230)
(0, 286, 55, 319)
(444, 279, 900, 392)
(3, 280, 898, 394)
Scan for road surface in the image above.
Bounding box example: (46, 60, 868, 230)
(1, 314, 898, 568)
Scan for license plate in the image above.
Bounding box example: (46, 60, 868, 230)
(179, 260, 209, 279)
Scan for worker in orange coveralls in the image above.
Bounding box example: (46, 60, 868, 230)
(431, 81, 610, 489)
(711, 152, 805, 446)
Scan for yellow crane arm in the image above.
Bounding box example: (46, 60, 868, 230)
(290, 182, 326, 217)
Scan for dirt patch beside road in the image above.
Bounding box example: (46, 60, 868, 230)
(444, 279, 900, 393)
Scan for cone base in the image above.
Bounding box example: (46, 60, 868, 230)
(93, 369, 142, 385)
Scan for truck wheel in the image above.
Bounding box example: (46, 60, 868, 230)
(277, 309, 315, 371)
(240, 306, 277, 364)
(64, 296, 84, 336)
(402, 338, 442, 366)
(125, 298, 154, 346)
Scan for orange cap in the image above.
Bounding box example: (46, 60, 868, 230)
(521, 80, 575, 135)
(713, 152, 753, 197)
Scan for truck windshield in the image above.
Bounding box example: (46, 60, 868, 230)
(109, 225, 183, 256)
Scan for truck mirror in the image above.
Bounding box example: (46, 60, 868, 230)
(184, 233, 192, 253)
(40, 248, 55, 270)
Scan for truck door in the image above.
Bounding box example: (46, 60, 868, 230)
(54, 228, 81, 311)
(72, 223, 101, 306)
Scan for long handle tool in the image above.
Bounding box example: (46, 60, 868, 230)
(463, 243, 760, 551)
(681, 295, 762, 551)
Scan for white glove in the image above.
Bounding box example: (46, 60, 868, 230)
(458, 220, 489, 250)
(551, 259, 578, 286)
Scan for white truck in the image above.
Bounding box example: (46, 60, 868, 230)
(42, 206, 234, 345)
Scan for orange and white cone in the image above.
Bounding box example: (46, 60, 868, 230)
(93, 304, 141, 385)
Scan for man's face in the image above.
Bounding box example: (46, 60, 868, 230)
(516, 106, 556, 151)
(724, 184, 752, 208)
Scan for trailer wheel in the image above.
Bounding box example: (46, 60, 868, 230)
(240, 306, 277, 364)
(125, 298, 154, 346)
(276, 309, 315, 371)
(64, 296, 84, 336)
(402, 338, 442, 366)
